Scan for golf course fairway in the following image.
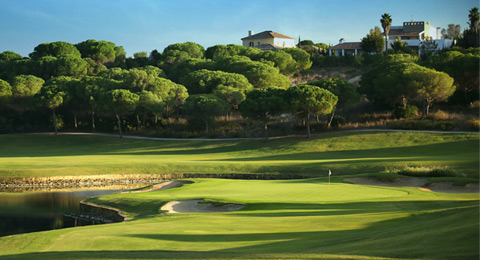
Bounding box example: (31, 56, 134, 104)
(0, 178, 478, 260)
(0, 131, 478, 259)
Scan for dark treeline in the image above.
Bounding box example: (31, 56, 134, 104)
(0, 35, 478, 138)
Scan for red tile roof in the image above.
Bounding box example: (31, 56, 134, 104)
(242, 31, 295, 40)
(331, 42, 361, 50)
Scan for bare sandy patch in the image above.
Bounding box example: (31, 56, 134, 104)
(161, 199, 243, 214)
(123, 180, 193, 193)
(344, 177, 479, 193)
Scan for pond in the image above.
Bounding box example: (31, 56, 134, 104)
(0, 184, 146, 237)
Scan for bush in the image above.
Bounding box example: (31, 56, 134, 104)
(467, 119, 480, 131)
(393, 105, 418, 119)
(214, 122, 244, 137)
(355, 113, 375, 123)
(387, 120, 456, 131)
(312, 55, 361, 67)
(433, 120, 456, 131)
(330, 115, 345, 128)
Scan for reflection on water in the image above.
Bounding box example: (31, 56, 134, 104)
(0, 184, 148, 237)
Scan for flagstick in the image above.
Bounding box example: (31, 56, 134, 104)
(328, 169, 331, 190)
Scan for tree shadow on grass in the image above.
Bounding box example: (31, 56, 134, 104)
(205, 140, 476, 162)
(124, 204, 480, 259)
(2, 204, 476, 260)
(2, 133, 477, 159)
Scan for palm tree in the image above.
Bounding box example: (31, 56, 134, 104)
(468, 7, 479, 47)
(468, 7, 479, 32)
(380, 13, 392, 54)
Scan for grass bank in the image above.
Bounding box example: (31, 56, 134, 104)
(0, 131, 478, 179)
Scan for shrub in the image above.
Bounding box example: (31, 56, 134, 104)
(330, 115, 345, 128)
(393, 105, 418, 119)
(387, 120, 456, 131)
(214, 122, 244, 137)
(469, 100, 480, 110)
(433, 120, 456, 131)
(355, 113, 375, 123)
(467, 119, 480, 131)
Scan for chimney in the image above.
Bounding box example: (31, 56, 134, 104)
(248, 30, 253, 36)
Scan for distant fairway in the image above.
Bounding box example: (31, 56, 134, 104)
(0, 131, 478, 259)
(0, 131, 478, 178)
(0, 178, 478, 260)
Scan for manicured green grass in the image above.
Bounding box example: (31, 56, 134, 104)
(0, 178, 478, 260)
(0, 131, 478, 178)
(0, 132, 478, 259)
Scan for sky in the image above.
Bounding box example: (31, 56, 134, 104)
(0, 0, 477, 57)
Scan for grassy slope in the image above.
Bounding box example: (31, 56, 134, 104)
(0, 178, 478, 260)
(0, 131, 478, 178)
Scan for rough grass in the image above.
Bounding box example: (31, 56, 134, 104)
(0, 131, 478, 178)
(0, 178, 478, 260)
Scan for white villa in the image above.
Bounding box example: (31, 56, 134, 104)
(241, 30, 296, 51)
(387, 21, 454, 53)
(329, 21, 454, 56)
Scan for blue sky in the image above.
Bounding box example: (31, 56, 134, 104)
(0, 0, 477, 57)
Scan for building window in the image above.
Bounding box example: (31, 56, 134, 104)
(258, 42, 260, 46)
(249, 42, 254, 47)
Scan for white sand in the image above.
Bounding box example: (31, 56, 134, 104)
(161, 199, 243, 214)
(344, 177, 479, 193)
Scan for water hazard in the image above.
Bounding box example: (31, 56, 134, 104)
(0, 184, 146, 237)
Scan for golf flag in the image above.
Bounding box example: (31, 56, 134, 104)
(329, 169, 332, 176)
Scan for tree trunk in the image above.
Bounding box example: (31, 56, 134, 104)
(154, 113, 159, 128)
(421, 100, 426, 120)
(136, 114, 141, 132)
(73, 112, 78, 129)
(264, 120, 269, 141)
(116, 113, 123, 138)
(91, 110, 96, 132)
(205, 119, 209, 132)
(52, 109, 58, 135)
(385, 33, 389, 54)
(306, 112, 311, 138)
(327, 108, 336, 129)
(142, 114, 146, 136)
(165, 105, 170, 118)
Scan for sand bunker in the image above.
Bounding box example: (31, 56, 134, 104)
(344, 177, 479, 193)
(123, 180, 193, 193)
(427, 182, 479, 193)
(344, 177, 428, 187)
(161, 199, 243, 214)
